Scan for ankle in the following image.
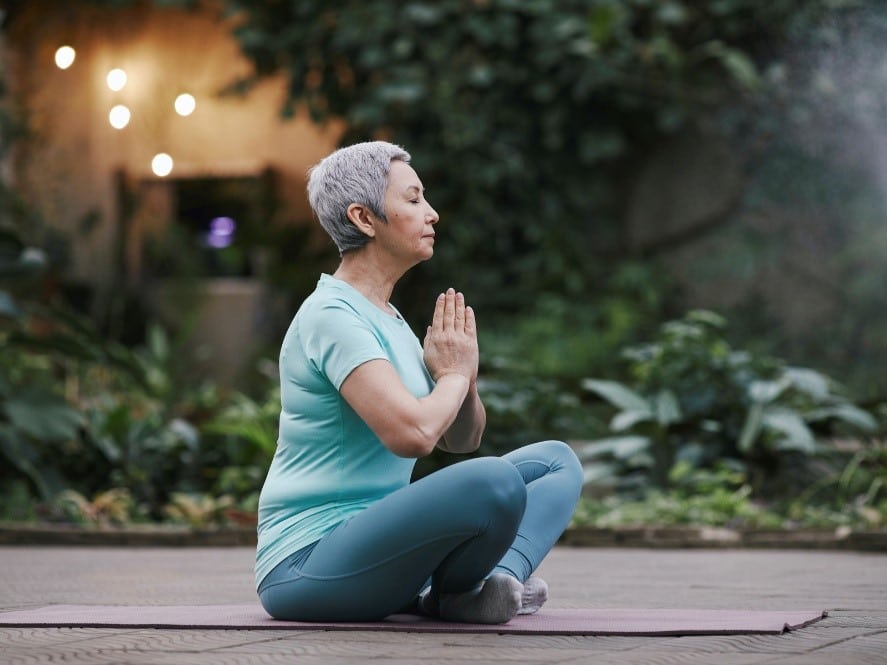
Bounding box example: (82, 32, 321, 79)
(439, 573, 522, 625)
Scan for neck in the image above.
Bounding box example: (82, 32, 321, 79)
(332, 250, 407, 313)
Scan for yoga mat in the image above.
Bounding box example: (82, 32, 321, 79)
(0, 604, 827, 635)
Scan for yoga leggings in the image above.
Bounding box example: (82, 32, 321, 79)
(258, 440, 583, 621)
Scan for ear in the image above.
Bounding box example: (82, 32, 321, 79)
(346, 203, 377, 239)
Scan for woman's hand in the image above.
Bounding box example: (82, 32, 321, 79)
(423, 288, 479, 383)
(340, 287, 481, 458)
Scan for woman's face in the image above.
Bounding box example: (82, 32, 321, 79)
(377, 160, 439, 266)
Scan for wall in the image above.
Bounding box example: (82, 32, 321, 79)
(7, 3, 343, 384)
(8, 3, 342, 287)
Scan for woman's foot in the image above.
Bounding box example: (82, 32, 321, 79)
(437, 573, 523, 624)
(518, 576, 549, 615)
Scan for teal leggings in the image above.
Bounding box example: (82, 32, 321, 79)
(258, 440, 583, 621)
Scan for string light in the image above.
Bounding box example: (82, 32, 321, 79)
(106, 68, 127, 92)
(108, 105, 131, 129)
(55, 46, 76, 70)
(174, 93, 196, 116)
(151, 153, 174, 177)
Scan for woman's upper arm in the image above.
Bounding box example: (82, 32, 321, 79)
(339, 359, 438, 458)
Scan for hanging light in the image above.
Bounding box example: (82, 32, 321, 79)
(174, 93, 196, 116)
(106, 68, 127, 92)
(151, 153, 173, 177)
(55, 46, 76, 70)
(108, 105, 131, 129)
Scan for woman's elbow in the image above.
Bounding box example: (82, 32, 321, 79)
(441, 431, 483, 454)
(382, 425, 439, 458)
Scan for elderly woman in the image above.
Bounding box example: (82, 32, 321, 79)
(255, 141, 583, 624)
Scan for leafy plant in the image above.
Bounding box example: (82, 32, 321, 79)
(572, 453, 886, 530)
(1, 292, 232, 516)
(163, 492, 235, 528)
(579, 310, 878, 498)
(220, 0, 846, 324)
(201, 386, 279, 502)
(788, 442, 887, 528)
(52, 488, 135, 526)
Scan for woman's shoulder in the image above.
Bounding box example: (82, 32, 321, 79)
(299, 279, 362, 320)
(291, 283, 369, 342)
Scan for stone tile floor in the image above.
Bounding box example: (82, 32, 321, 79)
(1, 546, 885, 664)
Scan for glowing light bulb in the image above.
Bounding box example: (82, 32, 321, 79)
(108, 105, 131, 129)
(174, 93, 196, 116)
(106, 68, 127, 92)
(151, 153, 173, 177)
(55, 46, 76, 70)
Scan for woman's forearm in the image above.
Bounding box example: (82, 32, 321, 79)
(439, 381, 486, 454)
(402, 373, 472, 456)
(340, 361, 470, 459)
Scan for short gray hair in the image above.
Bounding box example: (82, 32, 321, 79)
(307, 141, 412, 254)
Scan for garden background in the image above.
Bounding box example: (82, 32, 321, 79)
(1, 0, 885, 534)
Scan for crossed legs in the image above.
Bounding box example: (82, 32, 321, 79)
(258, 440, 582, 623)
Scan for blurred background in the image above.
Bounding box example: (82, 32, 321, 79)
(1, 0, 884, 532)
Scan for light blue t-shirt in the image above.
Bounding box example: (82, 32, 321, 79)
(255, 274, 435, 588)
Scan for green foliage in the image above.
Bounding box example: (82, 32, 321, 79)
(0, 291, 275, 521)
(51, 488, 136, 526)
(736, 144, 887, 402)
(482, 261, 669, 380)
(222, 0, 838, 319)
(573, 443, 887, 530)
(479, 367, 603, 458)
(201, 385, 279, 505)
(579, 310, 879, 498)
(163, 492, 235, 528)
(3, 0, 885, 532)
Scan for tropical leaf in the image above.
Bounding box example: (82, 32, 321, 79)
(581, 461, 620, 486)
(576, 436, 651, 461)
(737, 402, 764, 454)
(610, 409, 653, 431)
(3, 390, 84, 442)
(784, 367, 831, 401)
(748, 377, 790, 403)
(582, 379, 650, 412)
(654, 390, 682, 426)
(805, 403, 878, 432)
(762, 407, 816, 452)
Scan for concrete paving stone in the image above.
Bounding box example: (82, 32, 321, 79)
(559, 652, 772, 665)
(757, 655, 886, 665)
(635, 624, 869, 654)
(812, 629, 887, 655)
(0, 627, 291, 654)
(1, 546, 885, 665)
(816, 610, 887, 627)
(0, 626, 137, 648)
(213, 632, 595, 662)
(420, 632, 664, 651)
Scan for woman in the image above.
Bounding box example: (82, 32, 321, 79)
(256, 141, 583, 624)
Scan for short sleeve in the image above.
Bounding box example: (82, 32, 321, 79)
(300, 300, 388, 389)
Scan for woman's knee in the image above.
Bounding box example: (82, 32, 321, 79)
(529, 440, 584, 489)
(452, 457, 527, 523)
(547, 440, 582, 470)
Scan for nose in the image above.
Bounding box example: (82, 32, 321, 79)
(427, 203, 439, 224)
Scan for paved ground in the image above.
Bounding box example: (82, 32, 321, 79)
(0, 546, 885, 664)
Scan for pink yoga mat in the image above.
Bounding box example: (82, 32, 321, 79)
(0, 604, 827, 635)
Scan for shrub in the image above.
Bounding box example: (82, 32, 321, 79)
(579, 310, 879, 500)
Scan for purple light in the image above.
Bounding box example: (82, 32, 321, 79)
(205, 233, 232, 249)
(209, 216, 236, 236)
(205, 216, 236, 249)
